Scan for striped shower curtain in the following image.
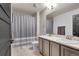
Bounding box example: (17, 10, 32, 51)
(12, 13, 37, 47)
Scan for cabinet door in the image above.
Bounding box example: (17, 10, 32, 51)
(50, 42, 59, 56)
(61, 46, 79, 56)
(43, 39, 50, 56)
(39, 38, 43, 54)
(0, 3, 11, 56)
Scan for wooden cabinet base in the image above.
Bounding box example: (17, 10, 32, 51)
(61, 46, 79, 56)
(39, 37, 79, 56)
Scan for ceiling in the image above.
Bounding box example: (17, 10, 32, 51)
(12, 3, 45, 15)
(47, 3, 79, 18)
(12, 3, 79, 17)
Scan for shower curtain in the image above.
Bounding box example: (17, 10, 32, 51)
(12, 13, 37, 47)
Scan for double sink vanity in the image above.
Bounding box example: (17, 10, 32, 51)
(38, 35, 79, 56)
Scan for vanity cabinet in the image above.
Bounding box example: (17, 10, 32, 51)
(43, 39, 50, 56)
(50, 42, 60, 56)
(39, 37, 79, 56)
(61, 46, 79, 56)
(39, 38, 43, 54)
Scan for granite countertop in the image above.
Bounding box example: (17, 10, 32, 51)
(39, 35, 79, 50)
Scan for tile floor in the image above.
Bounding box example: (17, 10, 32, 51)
(11, 45, 41, 56)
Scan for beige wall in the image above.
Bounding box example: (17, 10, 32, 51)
(39, 9, 54, 35)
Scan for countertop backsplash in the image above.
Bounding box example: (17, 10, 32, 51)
(46, 34, 79, 41)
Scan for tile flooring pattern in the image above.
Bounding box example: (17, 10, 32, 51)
(11, 45, 41, 56)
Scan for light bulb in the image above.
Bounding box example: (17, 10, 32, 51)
(44, 3, 51, 9)
(44, 2, 57, 9)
